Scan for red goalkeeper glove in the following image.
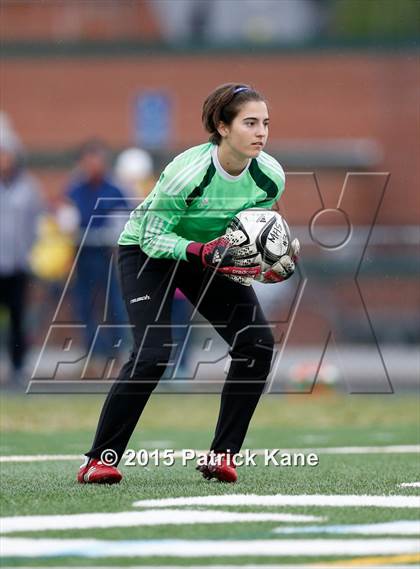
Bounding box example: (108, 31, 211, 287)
(257, 238, 300, 283)
(186, 236, 261, 280)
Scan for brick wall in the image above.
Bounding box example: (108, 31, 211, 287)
(0, 2, 161, 41)
(2, 52, 418, 222)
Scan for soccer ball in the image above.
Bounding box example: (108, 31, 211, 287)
(226, 208, 291, 272)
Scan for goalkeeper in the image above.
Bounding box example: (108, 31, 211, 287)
(78, 83, 299, 485)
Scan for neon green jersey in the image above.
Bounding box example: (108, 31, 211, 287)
(118, 142, 285, 260)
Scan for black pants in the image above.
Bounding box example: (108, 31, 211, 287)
(0, 272, 27, 371)
(87, 245, 274, 462)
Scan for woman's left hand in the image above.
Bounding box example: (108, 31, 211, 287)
(257, 238, 300, 284)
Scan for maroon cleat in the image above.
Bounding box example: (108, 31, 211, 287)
(77, 457, 122, 485)
(196, 452, 238, 483)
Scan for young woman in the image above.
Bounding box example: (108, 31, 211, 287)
(77, 83, 299, 484)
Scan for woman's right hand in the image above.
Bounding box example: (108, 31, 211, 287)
(187, 237, 261, 279)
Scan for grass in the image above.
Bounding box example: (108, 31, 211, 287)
(2, 391, 419, 430)
(0, 391, 419, 566)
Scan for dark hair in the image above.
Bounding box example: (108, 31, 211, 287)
(77, 138, 109, 160)
(202, 83, 266, 145)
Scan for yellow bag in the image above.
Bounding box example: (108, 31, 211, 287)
(30, 216, 75, 282)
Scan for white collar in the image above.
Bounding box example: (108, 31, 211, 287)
(211, 145, 251, 182)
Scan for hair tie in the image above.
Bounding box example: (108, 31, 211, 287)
(233, 86, 249, 95)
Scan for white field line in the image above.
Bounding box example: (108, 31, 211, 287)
(400, 482, 420, 488)
(0, 509, 323, 534)
(0, 567, 303, 569)
(1, 567, 419, 569)
(0, 567, 334, 569)
(1, 444, 419, 463)
(0, 454, 81, 462)
(305, 445, 420, 454)
(1, 567, 418, 569)
(273, 520, 420, 535)
(1, 537, 419, 557)
(2, 567, 418, 569)
(133, 494, 420, 509)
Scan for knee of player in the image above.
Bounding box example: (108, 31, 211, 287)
(231, 330, 274, 363)
(131, 347, 173, 379)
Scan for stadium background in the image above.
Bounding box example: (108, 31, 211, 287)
(2, 0, 418, 219)
(1, 0, 418, 392)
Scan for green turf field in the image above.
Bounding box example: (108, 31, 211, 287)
(1, 392, 419, 566)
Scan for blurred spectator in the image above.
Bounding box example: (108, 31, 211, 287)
(0, 118, 43, 387)
(65, 139, 128, 375)
(30, 209, 75, 283)
(114, 146, 154, 198)
(28, 204, 78, 365)
(0, 112, 22, 154)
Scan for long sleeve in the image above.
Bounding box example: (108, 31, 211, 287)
(136, 190, 193, 261)
(120, 144, 213, 260)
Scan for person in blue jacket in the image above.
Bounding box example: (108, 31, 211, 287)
(66, 139, 128, 375)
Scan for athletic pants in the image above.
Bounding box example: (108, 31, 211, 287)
(73, 245, 127, 356)
(87, 245, 274, 462)
(0, 272, 27, 371)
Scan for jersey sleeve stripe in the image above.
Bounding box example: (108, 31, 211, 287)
(166, 156, 212, 196)
(258, 153, 284, 173)
(142, 212, 188, 258)
(258, 154, 285, 181)
(257, 160, 284, 181)
(161, 145, 210, 194)
(259, 151, 283, 170)
(186, 162, 216, 206)
(142, 216, 174, 253)
(164, 148, 211, 196)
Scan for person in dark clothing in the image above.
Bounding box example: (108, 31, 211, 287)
(0, 137, 43, 387)
(66, 140, 128, 374)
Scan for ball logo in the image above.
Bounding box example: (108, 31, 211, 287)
(267, 221, 284, 244)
